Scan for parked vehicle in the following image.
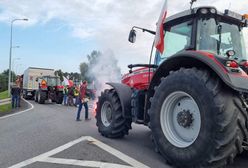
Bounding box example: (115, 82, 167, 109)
(22, 67, 55, 99)
(35, 76, 64, 104)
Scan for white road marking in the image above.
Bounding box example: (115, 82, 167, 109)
(88, 136, 149, 168)
(0, 98, 34, 120)
(39, 157, 133, 168)
(8, 136, 150, 168)
(8, 136, 89, 168)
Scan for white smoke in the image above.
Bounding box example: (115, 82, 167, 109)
(88, 49, 122, 96)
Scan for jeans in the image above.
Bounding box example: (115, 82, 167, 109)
(68, 95, 74, 106)
(63, 95, 67, 105)
(74, 96, 79, 106)
(17, 95, 20, 107)
(12, 95, 20, 108)
(76, 101, 89, 120)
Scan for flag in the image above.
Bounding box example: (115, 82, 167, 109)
(63, 76, 69, 86)
(154, 0, 168, 54)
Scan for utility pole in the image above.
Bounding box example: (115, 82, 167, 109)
(8, 18, 28, 97)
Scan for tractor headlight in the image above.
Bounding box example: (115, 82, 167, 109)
(200, 8, 208, 14)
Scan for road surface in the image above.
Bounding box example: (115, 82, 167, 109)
(0, 100, 247, 168)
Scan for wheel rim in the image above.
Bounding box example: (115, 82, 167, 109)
(101, 101, 113, 127)
(160, 91, 201, 148)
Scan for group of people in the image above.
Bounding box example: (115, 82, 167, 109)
(63, 81, 90, 121)
(63, 85, 80, 107)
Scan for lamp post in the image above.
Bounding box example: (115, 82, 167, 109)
(8, 18, 28, 96)
(12, 57, 21, 82)
(15, 64, 23, 75)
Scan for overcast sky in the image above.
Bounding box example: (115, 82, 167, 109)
(0, 0, 247, 74)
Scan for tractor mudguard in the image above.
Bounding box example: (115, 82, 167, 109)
(106, 83, 132, 118)
(148, 50, 248, 100)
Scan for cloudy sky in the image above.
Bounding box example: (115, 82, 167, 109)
(0, 0, 247, 74)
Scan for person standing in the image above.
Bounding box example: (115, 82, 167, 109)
(74, 86, 79, 107)
(11, 84, 20, 108)
(15, 76, 21, 107)
(76, 81, 90, 121)
(68, 86, 74, 106)
(63, 86, 68, 106)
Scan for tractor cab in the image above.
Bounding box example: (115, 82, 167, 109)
(155, 7, 248, 66)
(38, 76, 63, 90)
(126, 6, 248, 90)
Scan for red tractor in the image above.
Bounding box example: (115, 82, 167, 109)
(34, 76, 64, 104)
(96, 6, 248, 168)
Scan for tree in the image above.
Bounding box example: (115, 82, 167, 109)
(0, 69, 16, 92)
(54, 69, 64, 82)
(79, 62, 88, 81)
(87, 50, 101, 66)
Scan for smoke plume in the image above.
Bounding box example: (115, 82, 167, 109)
(87, 49, 122, 96)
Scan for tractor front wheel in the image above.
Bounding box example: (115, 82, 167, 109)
(149, 68, 248, 167)
(96, 89, 131, 138)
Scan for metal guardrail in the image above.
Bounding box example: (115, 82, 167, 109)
(0, 98, 11, 106)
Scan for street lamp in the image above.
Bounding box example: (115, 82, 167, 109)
(12, 57, 21, 82)
(15, 64, 23, 75)
(8, 18, 28, 96)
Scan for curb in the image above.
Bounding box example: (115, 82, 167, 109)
(0, 98, 34, 120)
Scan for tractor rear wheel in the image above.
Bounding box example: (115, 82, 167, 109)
(149, 68, 248, 168)
(37, 91, 46, 104)
(96, 89, 131, 138)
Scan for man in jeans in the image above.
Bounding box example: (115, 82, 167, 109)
(76, 81, 90, 121)
(11, 85, 21, 108)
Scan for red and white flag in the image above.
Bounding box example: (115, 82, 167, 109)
(154, 0, 168, 54)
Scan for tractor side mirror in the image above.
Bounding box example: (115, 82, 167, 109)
(128, 29, 136, 43)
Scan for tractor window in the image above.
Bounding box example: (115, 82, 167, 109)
(47, 77, 58, 86)
(155, 21, 192, 65)
(243, 27, 248, 55)
(197, 18, 247, 60)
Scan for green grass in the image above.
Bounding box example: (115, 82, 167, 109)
(0, 103, 11, 113)
(0, 90, 9, 99)
(0, 90, 11, 113)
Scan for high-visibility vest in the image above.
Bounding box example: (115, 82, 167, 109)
(74, 89, 79, 96)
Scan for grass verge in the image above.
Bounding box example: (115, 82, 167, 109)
(0, 103, 11, 113)
(0, 90, 9, 99)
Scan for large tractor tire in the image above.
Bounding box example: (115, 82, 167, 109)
(56, 92, 63, 104)
(96, 89, 132, 138)
(37, 91, 47, 104)
(149, 68, 248, 168)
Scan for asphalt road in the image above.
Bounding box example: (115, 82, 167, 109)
(0, 100, 247, 168)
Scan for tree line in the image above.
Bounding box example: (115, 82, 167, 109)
(0, 69, 16, 92)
